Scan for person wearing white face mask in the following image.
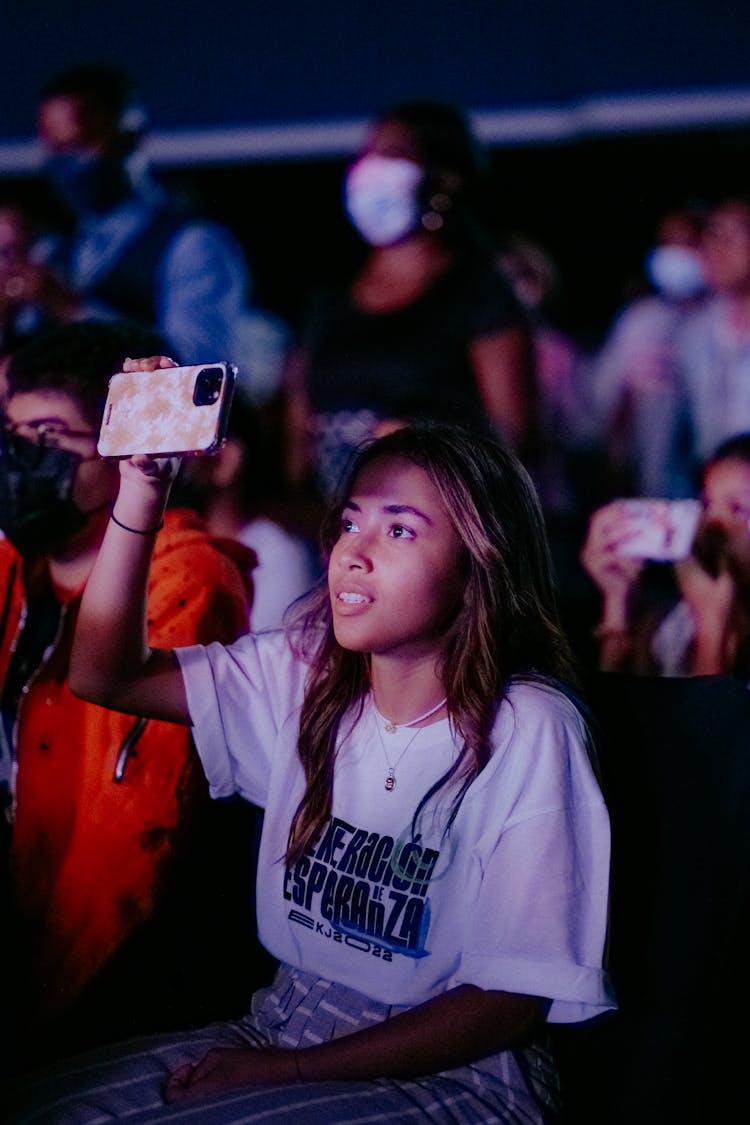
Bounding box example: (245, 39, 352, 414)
(645, 241, 707, 303)
(590, 205, 708, 499)
(284, 101, 535, 497)
(342, 152, 425, 249)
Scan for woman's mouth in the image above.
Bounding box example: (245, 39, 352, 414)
(337, 591, 371, 604)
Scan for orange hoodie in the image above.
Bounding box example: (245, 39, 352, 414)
(3, 508, 254, 1021)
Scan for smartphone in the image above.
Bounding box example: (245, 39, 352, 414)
(97, 363, 236, 459)
(616, 498, 702, 561)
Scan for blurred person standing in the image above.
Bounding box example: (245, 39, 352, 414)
(498, 233, 603, 657)
(666, 198, 750, 493)
(498, 233, 596, 519)
(590, 205, 708, 498)
(0, 200, 78, 357)
(285, 100, 535, 496)
(35, 64, 250, 364)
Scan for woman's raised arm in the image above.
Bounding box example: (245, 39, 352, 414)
(69, 358, 191, 725)
(70, 453, 190, 725)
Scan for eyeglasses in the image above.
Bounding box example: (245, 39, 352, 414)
(3, 418, 98, 447)
(1, 418, 98, 469)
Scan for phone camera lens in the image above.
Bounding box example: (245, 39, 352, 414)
(193, 367, 224, 406)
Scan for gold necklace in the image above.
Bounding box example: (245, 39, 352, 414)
(368, 693, 445, 792)
(374, 718, 425, 792)
(374, 695, 448, 735)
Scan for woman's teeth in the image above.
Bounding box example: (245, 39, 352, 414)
(339, 592, 369, 603)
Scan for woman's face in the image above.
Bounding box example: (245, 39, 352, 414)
(328, 454, 465, 665)
(698, 457, 750, 578)
(701, 458, 750, 532)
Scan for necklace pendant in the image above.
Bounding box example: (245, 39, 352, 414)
(384, 720, 397, 734)
(384, 769, 396, 792)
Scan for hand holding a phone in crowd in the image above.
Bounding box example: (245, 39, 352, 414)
(111, 355, 183, 530)
(101, 353, 237, 537)
(580, 501, 647, 629)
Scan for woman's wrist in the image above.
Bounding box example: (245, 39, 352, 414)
(114, 465, 172, 532)
(594, 607, 630, 637)
(110, 511, 164, 536)
(690, 634, 727, 675)
(111, 491, 167, 536)
(593, 620, 630, 640)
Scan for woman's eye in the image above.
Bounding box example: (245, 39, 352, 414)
(389, 523, 415, 540)
(341, 517, 358, 534)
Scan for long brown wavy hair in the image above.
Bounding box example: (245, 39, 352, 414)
(284, 422, 579, 865)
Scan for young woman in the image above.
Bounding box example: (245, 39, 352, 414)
(582, 433, 750, 678)
(22, 357, 614, 1124)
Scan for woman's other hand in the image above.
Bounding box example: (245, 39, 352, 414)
(164, 1046, 298, 1103)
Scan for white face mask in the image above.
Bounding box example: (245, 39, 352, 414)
(343, 153, 423, 247)
(646, 244, 706, 300)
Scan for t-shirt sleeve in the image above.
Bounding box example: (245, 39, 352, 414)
(175, 630, 308, 808)
(455, 687, 615, 1023)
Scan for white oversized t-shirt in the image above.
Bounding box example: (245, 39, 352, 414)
(177, 631, 615, 1023)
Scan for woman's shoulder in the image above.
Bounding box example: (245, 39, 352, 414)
(503, 676, 586, 728)
(494, 678, 592, 771)
(477, 679, 602, 813)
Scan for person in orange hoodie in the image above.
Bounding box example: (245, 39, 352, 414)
(0, 320, 256, 1069)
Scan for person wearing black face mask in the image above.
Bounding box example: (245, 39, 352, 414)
(0, 320, 257, 1074)
(0, 424, 90, 556)
(34, 64, 251, 365)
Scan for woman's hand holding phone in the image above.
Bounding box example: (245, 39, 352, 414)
(113, 356, 182, 531)
(98, 355, 236, 461)
(581, 502, 645, 605)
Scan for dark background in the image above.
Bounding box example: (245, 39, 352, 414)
(2, 2, 750, 343)
(3, 2, 749, 135)
(165, 127, 750, 342)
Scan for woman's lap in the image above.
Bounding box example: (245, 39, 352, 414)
(12, 1059, 538, 1125)
(8, 967, 551, 1125)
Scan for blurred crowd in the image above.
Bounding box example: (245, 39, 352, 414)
(3, 62, 750, 1077)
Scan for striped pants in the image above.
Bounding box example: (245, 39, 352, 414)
(9, 965, 559, 1124)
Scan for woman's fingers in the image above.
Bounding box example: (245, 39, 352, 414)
(121, 355, 178, 372)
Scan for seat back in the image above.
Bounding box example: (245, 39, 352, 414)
(555, 673, 750, 1123)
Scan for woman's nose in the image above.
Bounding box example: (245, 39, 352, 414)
(338, 535, 374, 570)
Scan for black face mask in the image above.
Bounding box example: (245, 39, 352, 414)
(45, 151, 132, 216)
(0, 431, 87, 555)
